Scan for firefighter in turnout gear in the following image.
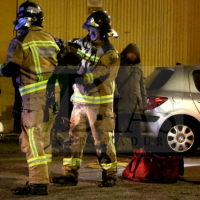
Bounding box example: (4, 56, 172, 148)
(52, 11, 120, 187)
(0, 1, 60, 195)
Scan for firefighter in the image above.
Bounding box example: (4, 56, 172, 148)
(51, 11, 120, 187)
(0, 1, 61, 195)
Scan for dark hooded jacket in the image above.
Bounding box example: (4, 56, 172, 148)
(115, 43, 147, 114)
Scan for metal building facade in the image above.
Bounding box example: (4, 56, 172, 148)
(17, 0, 200, 77)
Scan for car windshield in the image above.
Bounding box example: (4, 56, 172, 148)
(145, 69, 174, 91)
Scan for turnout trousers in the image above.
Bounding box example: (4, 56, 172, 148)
(19, 95, 57, 184)
(62, 103, 117, 181)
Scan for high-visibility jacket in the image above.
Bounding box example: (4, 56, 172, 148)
(1, 27, 60, 97)
(69, 36, 120, 105)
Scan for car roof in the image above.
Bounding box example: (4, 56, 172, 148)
(155, 65, 200, 71)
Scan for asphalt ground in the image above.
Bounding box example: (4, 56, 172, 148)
(1, 135, 200, 200)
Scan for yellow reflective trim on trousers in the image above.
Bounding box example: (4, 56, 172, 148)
(71, 93, 113, 104)
(22, 41, 60, 52)
(77, 49, 100, 63)
(30, 46, 43, 82)
(109, 132, 117, 156)
(19, 80, 59, 97)
(100, 161, 117, 170)
(28, 127, 38, 158)
(45, 154, 52, 163)
(63, 158, 82, 167)
(28, 156, 47, 167)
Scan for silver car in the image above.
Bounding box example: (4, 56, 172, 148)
(142, 65, 200, 154)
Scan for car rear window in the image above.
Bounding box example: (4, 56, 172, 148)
(193, 70, 200, 92)
(145, 69, 174, 91)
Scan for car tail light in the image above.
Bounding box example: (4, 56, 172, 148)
(146, 96, 168, 110)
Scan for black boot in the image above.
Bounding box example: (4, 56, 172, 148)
(12, 182, 48, 195)
(99, 171, 117, 187)
(98, 178, 116, 187)
(51, 176, 78, 186)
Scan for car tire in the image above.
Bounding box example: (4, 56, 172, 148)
(158, 116, 199, 156)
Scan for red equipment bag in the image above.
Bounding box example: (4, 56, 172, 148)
(123, 149, 182, 183)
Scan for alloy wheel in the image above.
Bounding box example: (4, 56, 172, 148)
(167, 125, 194, 152)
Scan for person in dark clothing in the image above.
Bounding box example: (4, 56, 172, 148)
(12, 76, 22, 133)
(114, 43, 147, 150)
(47, 39, 82, 134)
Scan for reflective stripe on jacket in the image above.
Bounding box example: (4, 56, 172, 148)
(71, 93, 114, 104)
(19, 79, 59, 97)
(69, 36, 120, 105)
(1, 27, 60, 97)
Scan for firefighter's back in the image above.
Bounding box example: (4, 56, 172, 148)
(18, 27, 60, 97)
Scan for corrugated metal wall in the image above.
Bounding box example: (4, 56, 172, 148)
(187, 0, 200, 65)
(1, 0, 200, 132)
(159, 0, 200, 68)
(103, 0, 162, 76)
(18, 0, 200, 76)
(18, 0, 68, 40)
(0, 0, 16, 133)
